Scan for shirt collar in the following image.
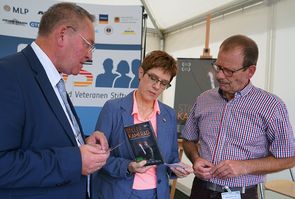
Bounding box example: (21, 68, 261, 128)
(31, 41, 62, 87)
(239, 81, 253, 97)
(218, 81, 253, 100)
(132, 90, 160, 116)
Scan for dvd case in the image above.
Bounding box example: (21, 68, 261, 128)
(124, 121, 164, 166)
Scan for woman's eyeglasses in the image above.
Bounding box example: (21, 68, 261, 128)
(145, 72, 171, 89)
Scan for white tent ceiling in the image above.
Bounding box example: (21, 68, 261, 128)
(67, 0, 265, 37)
(143, 0, 236, 29)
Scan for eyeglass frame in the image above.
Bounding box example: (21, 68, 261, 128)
(66, 26, 95, 53)
(144, 72, 171, 89)
(211, 62, 250, 77)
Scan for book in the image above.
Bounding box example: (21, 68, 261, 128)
(124, 121, 164, 166)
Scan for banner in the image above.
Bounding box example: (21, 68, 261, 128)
(0, 0, 143, 134)
(174, 58, 217, 135)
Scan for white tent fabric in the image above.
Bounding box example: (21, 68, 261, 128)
(63, 0, 263, 34)
(141, 0, 235, 29)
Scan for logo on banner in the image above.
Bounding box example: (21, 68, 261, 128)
(3, 5, 29, 15)
(2, 18, 27, 26)
(104, 26, 113, 35)
(99, 14, 108, 24)
(122, 28, 136, 35)
(114, 17, 120, 23)
(3, 5, 11, 12)
(29, 21, 40, 28)
(181, 62, 191, 72)
(62, 69, 93, 87)
(117, 16, 138, 24)
(12, 6, 29, 15)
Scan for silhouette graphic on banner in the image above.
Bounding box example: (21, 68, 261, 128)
(95, 58, 141, 88)
(130, 59, 140, 88)
(113, 60, 132, 88)
(95, 58, 118, 87)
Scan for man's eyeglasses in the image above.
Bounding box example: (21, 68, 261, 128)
(66, 26, 95, 53)
(211, 62, 249, 77)
(145, 72, 171, 89)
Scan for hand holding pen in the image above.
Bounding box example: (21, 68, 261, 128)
(107, 141, 125, 152)
(80, 131, 110, 175)
(86, 130, 109, 151)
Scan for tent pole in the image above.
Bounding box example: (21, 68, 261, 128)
(140, 0, 164, 39)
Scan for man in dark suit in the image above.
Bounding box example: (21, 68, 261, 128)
(0, 3, 109, 199)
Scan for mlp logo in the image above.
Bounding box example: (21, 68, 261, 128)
(13, 6, 29, 14)
(3, 5, 29, 14)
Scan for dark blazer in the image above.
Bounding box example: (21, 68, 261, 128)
(0, 45, 87, 199)
(91, 91, 179, 199)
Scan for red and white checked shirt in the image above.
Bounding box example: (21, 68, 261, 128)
(182, 82, 295, 187)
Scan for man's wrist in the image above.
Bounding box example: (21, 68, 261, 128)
(190, 154, 200, 164)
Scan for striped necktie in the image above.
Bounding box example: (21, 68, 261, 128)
(57, 79, 91, 197)
(56, 79, 84, 145)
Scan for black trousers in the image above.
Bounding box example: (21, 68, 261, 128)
(190, 177, 258, 199)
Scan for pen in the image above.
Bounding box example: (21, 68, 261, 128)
(108, 141, 124, 152)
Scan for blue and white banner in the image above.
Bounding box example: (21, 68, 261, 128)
(0, 0, 143, 134)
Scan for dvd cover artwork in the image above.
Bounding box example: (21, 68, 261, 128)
(124, 121, 164, 166)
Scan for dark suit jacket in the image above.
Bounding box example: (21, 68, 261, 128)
(91, 91, 179, 199)
(0, 45, 87, 199)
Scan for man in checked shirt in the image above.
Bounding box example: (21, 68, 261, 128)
(182, 34, 295, 199)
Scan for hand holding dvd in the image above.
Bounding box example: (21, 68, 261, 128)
(127, 160, 153, 174)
